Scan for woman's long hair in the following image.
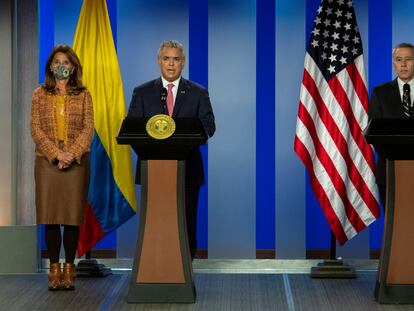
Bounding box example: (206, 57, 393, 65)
(42, 45, 86, 95)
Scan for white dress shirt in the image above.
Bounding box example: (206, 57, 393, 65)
(397, 77, 414, 104)
(161, 76, 181, 106)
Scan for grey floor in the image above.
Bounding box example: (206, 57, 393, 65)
(1, 260, 414, 311)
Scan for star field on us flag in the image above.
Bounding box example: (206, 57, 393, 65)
(307, 0, 363, 81)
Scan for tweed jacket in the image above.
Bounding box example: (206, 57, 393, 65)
(30, 86, 94, 163)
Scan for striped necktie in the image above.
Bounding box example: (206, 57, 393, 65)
(402, 83, 412, 118)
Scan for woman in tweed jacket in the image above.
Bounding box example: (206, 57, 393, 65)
(30, 45, 94, 291)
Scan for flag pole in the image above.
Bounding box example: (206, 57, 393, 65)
(294, 0, 380, 279)
(330, 230, 336, 260)
(310, 231, 356, 278)
(73, 0, 137, 273)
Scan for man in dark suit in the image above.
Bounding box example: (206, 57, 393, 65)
(128, 40, 215, 259)
(369, 42, 414, 208)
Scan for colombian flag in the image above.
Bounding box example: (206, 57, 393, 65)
(73, 0, 137, 257)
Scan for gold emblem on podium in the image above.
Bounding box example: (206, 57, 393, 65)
(146, 114, 176, 140)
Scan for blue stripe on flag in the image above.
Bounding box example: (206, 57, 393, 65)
(88, 132, 136, 233)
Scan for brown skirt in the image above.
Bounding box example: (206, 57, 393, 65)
(35, 154, 90, 225)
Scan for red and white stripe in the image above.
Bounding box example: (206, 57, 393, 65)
(295, 53, 380, 244)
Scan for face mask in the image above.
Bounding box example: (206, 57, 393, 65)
(51, 65, 73, 80)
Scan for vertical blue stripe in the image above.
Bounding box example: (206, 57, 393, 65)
(38, 0, 54, 83)
(369, 0, 392, 95)
(53, 0, 82, 46)
(304, 1, 327, 252)
(304, 0, 331, 252)
(116, 0, 189, 257)
(106, 0, 117, 48)
(189, 0, 208, 87)
(305, 0, 331, 252)
(189, 0, 209, 249)
(368, 0, 391, 251)
(256, 0, 275, 250)
(275, 0, 306, 258)
(306, 0, 320, 41)
(38, 0, 54, 250)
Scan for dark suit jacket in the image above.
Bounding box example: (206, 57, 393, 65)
(368, 79, 407, 184)
(128, 77, 215, 186)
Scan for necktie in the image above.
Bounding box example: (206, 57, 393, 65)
(402, 83, 412, 118)
(167, 83, 174, 116)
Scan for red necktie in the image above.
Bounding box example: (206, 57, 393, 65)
(167, 83, 174, 116)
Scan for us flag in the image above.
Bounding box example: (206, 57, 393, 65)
(294, 0, 381, 244)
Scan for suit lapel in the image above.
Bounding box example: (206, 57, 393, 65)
(173, 78, 189, 117)
(391, 79, 406, 118)
(153, 77, 163, 94)
(152, 78, 165, 113)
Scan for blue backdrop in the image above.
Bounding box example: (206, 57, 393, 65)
(38, 0, 403, 258)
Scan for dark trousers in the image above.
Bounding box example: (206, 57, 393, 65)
(45, 224, 79, 264)
(185, 187, 200, 260)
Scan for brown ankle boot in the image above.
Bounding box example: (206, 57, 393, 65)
(48, 263, 62, 291)
(61, 263, 76, 290)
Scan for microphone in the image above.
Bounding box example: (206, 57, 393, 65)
(161, 87, 167, 114)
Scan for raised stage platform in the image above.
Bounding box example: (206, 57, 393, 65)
(0, 260, 411, 310)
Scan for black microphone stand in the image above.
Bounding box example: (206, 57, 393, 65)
(161, 87, 167, 115)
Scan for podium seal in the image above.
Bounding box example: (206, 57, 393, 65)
(146, 114, 176, 140)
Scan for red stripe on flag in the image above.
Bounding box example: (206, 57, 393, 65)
(294, 135, 348, 244)
(303, 69, 379, 219)
(295, 0, 380, 245)
(77, 202, 105, 258)
(346, 65, 380, 218)
(328, 76, 380, 218)
(297, 102, 366, 233)
(346, 62, 369, 113)
(328, 74, 376, 173)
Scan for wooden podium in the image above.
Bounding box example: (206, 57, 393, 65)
(117, 117, 207, 303)
(365, 119, 414, 304)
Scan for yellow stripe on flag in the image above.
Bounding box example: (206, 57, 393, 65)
(73, 0, 137, 211)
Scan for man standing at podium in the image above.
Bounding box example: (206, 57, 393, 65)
(128, 40, 215, 259)
(369, 42, 414, 208)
